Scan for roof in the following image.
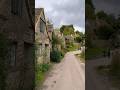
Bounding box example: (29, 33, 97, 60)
(35, 8, 52, 42)
(25, 0, 35, 30)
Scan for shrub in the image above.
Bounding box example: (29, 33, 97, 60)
(50, 50, 62, 62)
(36, 64, 50, 73)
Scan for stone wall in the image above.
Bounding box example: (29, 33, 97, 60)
(0, 0, 35, 90)
(35, 8, 51, 64)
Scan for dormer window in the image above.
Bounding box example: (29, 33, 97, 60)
(11, 0, 23, 16)
(40, 19, 46, 33)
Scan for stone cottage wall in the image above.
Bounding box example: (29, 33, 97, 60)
(0, 0, 35, 90)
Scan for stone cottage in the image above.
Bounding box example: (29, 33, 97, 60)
(53, 29, 66, 51)
(46, 20, 54, 50)
(35, 8, 51, 64)
(0, 0, 35, 90)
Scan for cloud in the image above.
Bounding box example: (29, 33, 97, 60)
(92, 0, 120, 17)
(35, 0, 85, 32)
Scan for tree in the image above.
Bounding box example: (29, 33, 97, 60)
(60, 25, 75, 35)
(95, 25, 115, 40)
(75, 31, 84, 43)
(96, 11, 116, 26)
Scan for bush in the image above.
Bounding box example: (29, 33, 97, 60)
(36, 64, 50, 73)
(50, 50, 62, 62)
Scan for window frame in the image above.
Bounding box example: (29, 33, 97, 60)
(40, 18, 46, 33)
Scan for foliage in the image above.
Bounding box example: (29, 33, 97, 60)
(86, 47, 107, 60)
(60, 25, 75, 35)
(66, 43, 78, 51)
(37, 64, 50, 73)
(36, 64, 51, 85)
(75, 37, 82, 43)
(96, 11, 108, 20)
(0, 33, 8, 90)
(96, 11, 116, 25)
(95, 25, 115, 40)
(75, 31, 85, 43)
(50, 50, 62, 63)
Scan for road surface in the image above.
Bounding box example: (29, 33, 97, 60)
(38, 51, 85, 90)
(86, 58, 117, 90)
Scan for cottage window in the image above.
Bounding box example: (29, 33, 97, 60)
(8, 44, 16, 66)
(40, 19, 46, 33)
(11, 0, 23, 16)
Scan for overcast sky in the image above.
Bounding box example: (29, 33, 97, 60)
(35, 0, 85, 32)
(92, 0, 120, 17)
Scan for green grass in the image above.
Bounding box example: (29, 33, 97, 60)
(76, 53, 85, 63)
(80, 51, 85, 59)
(86, 47, 107, 60)
(35, 64, 52, 86)
(66, 44, 78, 51)
(36, 71, 44, 85)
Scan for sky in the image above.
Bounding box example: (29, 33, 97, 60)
(35, 0, 85, 32)
(92, 0, 120, 17)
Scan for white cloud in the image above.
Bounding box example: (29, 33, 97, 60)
(35, 0, 85, 32)
(74, 26, 85, 33)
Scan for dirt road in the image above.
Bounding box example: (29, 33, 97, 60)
(39, 51, 85, 90)
(86, 58, 114, 90)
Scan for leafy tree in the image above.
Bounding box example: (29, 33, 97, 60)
(96, 11, 116, 25)
(60, 25, 75, 35)
(75, 31, 84, 43)
(95, 25, 115, 40)
(96, 11, 108, 19)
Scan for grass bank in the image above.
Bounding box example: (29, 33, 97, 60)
(76, 52, 85, 63)
(35, 63, 53, 88)
(86, 47, 107, 60)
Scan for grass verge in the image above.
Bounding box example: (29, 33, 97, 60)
(35, 63, 53, 87)
(86, 47, 107, 60)
(76, 52, 85, 63)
